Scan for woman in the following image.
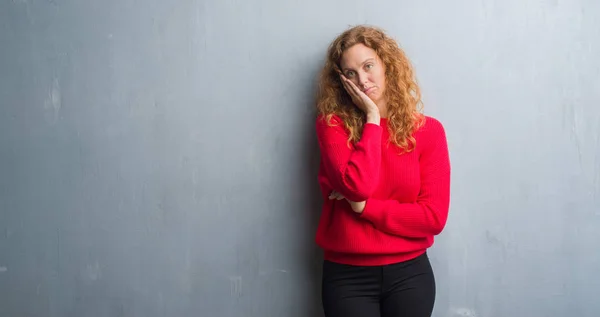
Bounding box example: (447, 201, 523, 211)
(314, 25, 451, 317)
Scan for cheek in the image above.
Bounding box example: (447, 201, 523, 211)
(379, 69, 387, 84)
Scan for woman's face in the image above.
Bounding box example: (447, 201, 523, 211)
(339, 43, 387, 106)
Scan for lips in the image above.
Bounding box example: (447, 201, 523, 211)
(363, 87, 375, 94)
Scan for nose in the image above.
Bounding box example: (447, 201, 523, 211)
(356, 71, 369, 88)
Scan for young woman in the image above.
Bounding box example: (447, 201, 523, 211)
(314, 25, 451, 317)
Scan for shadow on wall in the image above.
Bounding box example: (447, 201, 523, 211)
(299, 69, 326, 317)
(303, 126, 325, 317)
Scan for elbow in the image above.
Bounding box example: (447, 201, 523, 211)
(339, 173, 377, 201)
(430, 221, 446, 236)
(348, 191, 372, 202)
(337, 187, 372, 202)
(423, 203, 449, 236)
(325, 161, 379, 201)
(429, 211, 449, 235)
(340, 179, 375, 201)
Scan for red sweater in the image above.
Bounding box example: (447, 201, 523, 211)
(314, 114, 451, 266)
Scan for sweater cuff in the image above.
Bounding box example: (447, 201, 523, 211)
(362, 122, 383, 137)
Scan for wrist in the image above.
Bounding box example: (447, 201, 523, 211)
(366, 111, 380, 124)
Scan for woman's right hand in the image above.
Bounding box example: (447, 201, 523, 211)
(340, 74, 380, 122)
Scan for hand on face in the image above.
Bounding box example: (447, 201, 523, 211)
(338, 43, 386, 117)
(339, 74, 379, 116)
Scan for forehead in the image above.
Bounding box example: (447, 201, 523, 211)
(340, 43, 378, 68)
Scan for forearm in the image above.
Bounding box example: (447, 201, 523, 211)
(323, 124, 381, 201)
(317, 116, 382, 201)
(359, 198, 449, 238)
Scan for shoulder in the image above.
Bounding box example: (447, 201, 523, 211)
(423, 115, 445, 130)
(315, 114, 346, 144)
(417, 115, 447, 138)
(316, 113, 343, 126)
(415, 115, 448, 153)
(315, 114, 346, 134)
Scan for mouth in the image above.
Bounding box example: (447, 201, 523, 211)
(363, 87, 376, 94)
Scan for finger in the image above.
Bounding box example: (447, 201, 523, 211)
(340, 76, 353, 95)
(329, 191, 345, 200)
(341, 79, 360, 104)
(340, 75, 354, 91)
(346, 78, 364, 97)
(341, 76, 364, 102)
(340, 75, 355, 93)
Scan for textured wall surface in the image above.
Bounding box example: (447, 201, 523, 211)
(1, 0, 599, 316)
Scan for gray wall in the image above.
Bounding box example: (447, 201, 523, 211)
(1, 0, 599, 316)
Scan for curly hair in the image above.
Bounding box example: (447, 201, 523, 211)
(316, 25, 425, 152)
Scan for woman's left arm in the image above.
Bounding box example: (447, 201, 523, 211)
(357, 119, 451, 238)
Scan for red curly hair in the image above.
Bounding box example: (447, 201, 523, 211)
(316, 25, 425, 152)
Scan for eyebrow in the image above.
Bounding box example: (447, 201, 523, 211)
(342, 58, 376, 72)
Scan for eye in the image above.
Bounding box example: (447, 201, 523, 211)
(365, 63, 374, 70)
(346, 71, 356, 77)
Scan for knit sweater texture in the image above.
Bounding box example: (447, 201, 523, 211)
(315, 114, 451, 266)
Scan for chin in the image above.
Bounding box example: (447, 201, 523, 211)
(368, 93, 381, 103)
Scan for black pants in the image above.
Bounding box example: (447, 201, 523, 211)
(321, 252, 436, 317)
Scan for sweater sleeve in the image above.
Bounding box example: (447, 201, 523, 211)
(359, 118, 451, 238)
(315, 115, 382, 202)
